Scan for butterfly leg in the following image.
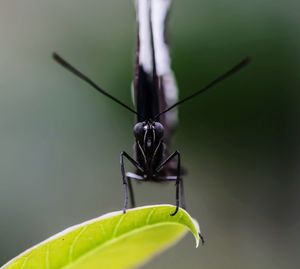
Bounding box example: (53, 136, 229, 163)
(127, 176, 135, 208)
(155, 150, 182, 216)
(120, 151, 144, 213)
(125, 172, 145, 208)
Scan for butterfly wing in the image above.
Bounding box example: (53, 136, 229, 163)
(134, 0, 178, 144)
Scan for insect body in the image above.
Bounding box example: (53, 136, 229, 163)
(122, 119, 183, 216)
(121, 0, 184, 216)
(53, 0, 250, 231)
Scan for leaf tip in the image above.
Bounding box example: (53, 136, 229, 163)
(189, 216, 204, 248)
(196, 232, 205, 248)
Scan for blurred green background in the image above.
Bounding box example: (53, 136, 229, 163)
(0, 0, 299, 268)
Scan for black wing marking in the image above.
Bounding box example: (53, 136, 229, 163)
(134, 0, 159, 122)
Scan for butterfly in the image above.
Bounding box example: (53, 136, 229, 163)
(53, 0, 250, 244)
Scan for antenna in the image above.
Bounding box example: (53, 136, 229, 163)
(154, 57, 251, 120)
(53, 53, 140, 117)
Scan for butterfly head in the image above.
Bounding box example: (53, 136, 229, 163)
(134, 121, 164, 149)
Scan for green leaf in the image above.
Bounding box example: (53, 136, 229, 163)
(1, 205, 201, 269)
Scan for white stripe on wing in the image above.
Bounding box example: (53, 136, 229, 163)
(136, 0, 152, 74)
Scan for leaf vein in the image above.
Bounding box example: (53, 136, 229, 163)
(146, 208, 156, 224)
(112, 214, 126, 238)
(68, 226, 87, 262)
(20, 257, 28, 269)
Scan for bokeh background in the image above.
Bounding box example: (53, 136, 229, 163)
(0, 0, 299, 268)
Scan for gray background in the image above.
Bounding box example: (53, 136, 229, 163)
(0, 0, 299, 268)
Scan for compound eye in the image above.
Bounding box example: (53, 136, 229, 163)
(133, 122, 145, 138)
(154, 122, 164, 137)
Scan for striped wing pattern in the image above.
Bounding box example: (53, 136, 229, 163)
(134, 0, 178, 144)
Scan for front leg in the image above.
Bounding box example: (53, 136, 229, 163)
(155, 150, 183, 216)
(120, 151, 144, 213)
